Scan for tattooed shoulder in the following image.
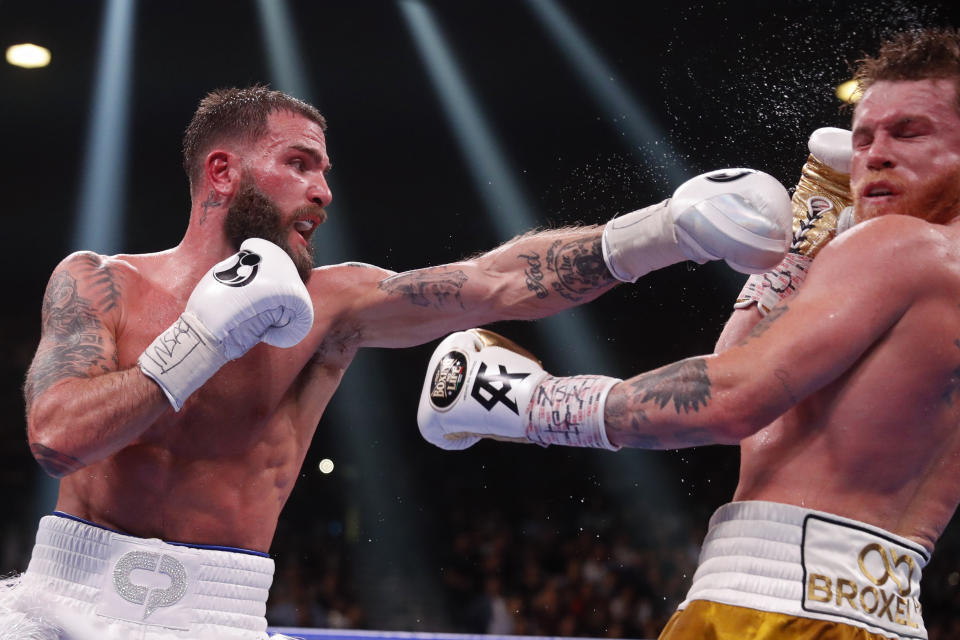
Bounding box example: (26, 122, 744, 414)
(64, 251, 126, 313)
(25, 254, 122, 408)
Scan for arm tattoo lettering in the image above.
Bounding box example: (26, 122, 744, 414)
(24, 270, 117, 408)
(628, 357, 711, 414)
(378, 269, 468, 310)
(30, 443, 83, 478)
(545, 237, 615, 301)
(517, 252, 549, 299)
(199, 190, 223, 225)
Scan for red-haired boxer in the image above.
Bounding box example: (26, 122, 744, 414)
(419, 28, 960, 640)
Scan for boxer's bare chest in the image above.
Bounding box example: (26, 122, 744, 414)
(737, 276, 960, 545)
(112, 263, 357, 458)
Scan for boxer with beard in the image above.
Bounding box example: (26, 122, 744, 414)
(224, 174, 318, 281)
(11, 84, 791, 640)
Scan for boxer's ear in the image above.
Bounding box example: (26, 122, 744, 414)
(204, 149, 241, 198)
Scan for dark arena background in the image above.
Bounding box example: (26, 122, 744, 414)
(3, 1, 960, 638)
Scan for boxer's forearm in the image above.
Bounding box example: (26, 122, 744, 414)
(470, 226, 617, 318)
(603, 355, 776, 449)
(26, 368, 168, 478)
(363, 227, 617, 348)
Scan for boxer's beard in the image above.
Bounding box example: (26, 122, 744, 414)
(224, 176, 314, 282)
(854, 169, 960, 225)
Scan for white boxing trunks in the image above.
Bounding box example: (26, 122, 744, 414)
(662, 501, 931, 640)
(0, 512, 278, 639)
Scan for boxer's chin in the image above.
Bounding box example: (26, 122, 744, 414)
(291, 242, 314, 283)
(225, 177, 313, 283)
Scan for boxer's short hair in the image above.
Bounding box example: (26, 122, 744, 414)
(854, 28, 960, 112)
(183, 85, 326, 192)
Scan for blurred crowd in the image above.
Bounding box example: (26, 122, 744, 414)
(266, 489, 960, 639)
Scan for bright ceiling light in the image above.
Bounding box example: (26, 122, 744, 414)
(6, 43, 51, 69)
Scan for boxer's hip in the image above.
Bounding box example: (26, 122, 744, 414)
(7, 511, 275, 639)
(677, 501, 930, 640)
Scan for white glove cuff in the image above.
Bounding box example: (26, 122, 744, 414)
(525, 375, 622, 450)
(602, 200, 687, 283)
(138, 311, 228, 411)
(734, 253, 812, 316)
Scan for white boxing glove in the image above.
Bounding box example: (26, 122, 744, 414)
(139, 238, 314, 411)
(736, 128, 853, 314)
(418, 329, 620, 451)
(601, 168, 792, 282)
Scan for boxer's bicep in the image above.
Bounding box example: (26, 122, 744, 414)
(25, 252, 121, 411)
(718, 222, 923, 428)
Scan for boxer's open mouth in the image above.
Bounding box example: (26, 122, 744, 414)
(293, 213, 325, 242)
(862, 182, 898, 198)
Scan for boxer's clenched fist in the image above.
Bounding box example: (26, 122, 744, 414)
(139, 238, 314, 411)
(418, 329, 620, 451)
(602, 168, 792, 282)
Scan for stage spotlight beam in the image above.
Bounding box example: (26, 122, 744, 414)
(399, 0, 533, 238)
(526, 0, 690, 184)
(400, 0, 616, 374)
(72, 0, 136, 255)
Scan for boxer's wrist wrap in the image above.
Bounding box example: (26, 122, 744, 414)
(735, 253, 812, 315)
(602, 200, 685, 283)
(138, 312, 228, 411)
(525, 375, 621, 450)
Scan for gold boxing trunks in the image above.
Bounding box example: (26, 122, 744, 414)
(659, 501, 930, 640)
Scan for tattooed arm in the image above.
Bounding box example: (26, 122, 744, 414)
(24, 253, 167, 478)
(603, 216, 933, 449)
(347, 226, 618, 348)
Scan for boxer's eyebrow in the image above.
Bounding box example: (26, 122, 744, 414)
(290, 144, 331, 172)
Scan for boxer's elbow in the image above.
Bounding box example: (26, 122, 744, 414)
(711, 402, 765, 443)
(26, 397, 87, 478)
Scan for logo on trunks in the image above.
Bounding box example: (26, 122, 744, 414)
(470, 362, 530, 414)
(112, 551, 188, 620)
(213, 249, 261, 287)
(705, 169, 751, 183)
(807, 542, 921, 630)
(430, 350, 468, 410)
